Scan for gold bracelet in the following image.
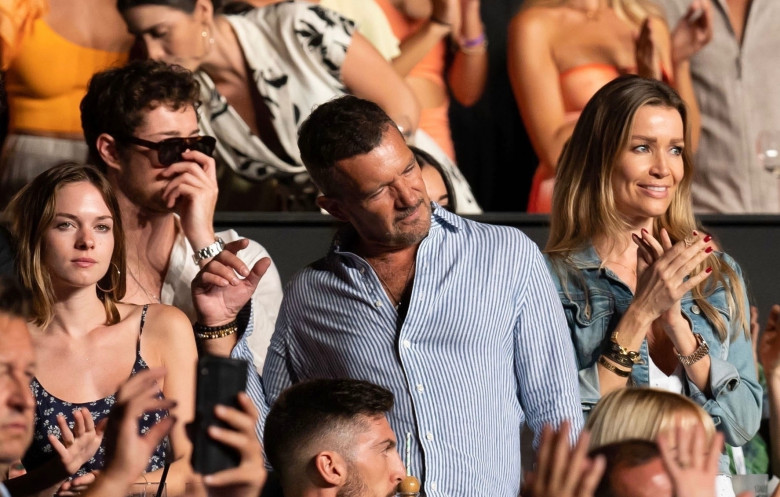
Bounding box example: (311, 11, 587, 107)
(194, 320, 238, 340)
(598, 356, 632, 378)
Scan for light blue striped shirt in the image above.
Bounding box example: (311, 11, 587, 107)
(263, 206, 583, 497)
(230, 302, 269, 438)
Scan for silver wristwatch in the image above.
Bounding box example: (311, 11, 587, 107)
(192, 237, 225, 265)
(676, 333, 709, 366)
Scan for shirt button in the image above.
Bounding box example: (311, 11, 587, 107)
(426, 431, 433, 441)
(430, 482, 437, 491)
(374, 300, 383, 308)
(416, 383, 424, 393)
(403, 339, 411, 349)
(691, 304, 701, 314)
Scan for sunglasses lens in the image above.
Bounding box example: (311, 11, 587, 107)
(157, 136, 216, 165)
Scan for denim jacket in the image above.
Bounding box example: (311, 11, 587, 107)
(545, 246, 761, 462)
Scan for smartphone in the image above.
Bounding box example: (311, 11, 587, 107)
(191, 355, 248, 475)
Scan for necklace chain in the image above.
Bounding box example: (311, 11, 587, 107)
(127, 266, 161, 304)
(373, 263, 415, 309)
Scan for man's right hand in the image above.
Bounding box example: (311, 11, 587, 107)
(192, 239, 270, 327)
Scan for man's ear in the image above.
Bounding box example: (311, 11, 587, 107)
(96, 133, 123, 172)
(313, 451, 347, 486)
(316, 195, 349, 222)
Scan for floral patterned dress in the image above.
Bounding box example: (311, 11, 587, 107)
(22, 305, 168, 477)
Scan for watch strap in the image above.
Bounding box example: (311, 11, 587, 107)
(192, 237, 225, 265)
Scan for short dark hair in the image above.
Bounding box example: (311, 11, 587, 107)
(590, 439, 662, 497)
(80, 60, 200, 172)
(0, 276, 31, 320)
(297, 95, 398, 196)
(264, 378, 394, 481)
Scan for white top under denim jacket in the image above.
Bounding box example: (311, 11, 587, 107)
(545, 245, 762, 474)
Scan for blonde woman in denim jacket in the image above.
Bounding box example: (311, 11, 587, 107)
(544, 75, 760, 477)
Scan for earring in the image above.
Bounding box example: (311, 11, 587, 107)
(97, 262, 121, 295)
(201, 28, 215, 46)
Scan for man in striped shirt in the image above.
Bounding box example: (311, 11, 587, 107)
(263, 96, 583, 497)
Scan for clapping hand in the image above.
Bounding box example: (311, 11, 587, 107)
(50, 408, 106, 477)
(671, 0, 713, 66)
(636, 19, 662, 80)
(631, 229, 713, 336)
(522, 421, 605, 497)
(657, 424, 738, 497)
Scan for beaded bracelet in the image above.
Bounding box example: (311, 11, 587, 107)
(194, 320, 238, 340)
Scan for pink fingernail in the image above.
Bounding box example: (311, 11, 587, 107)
(641, 228, 648, 234)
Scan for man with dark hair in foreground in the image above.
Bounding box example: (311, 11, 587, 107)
(263, 95, 583, 497)
(264, 379, 405, 497)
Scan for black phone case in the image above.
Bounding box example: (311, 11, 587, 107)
(191, 355, 248, 474)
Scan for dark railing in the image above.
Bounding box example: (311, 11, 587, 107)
(215, 213, 780, 321)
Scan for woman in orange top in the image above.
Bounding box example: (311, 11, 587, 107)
(376, 0, 488, 161)
(0, 0, 133, 207)
(508, 0, 712, 213)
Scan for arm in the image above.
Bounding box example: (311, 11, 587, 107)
(759, 305, 780, 477)
(507, 9, 573, 169)
(515, 247, 584, 447)
(680, 255, 761, 447)
(342, 32, 421, 132)
(390, 0, 458, 77)
(447, 0, 487, 106)
(140, 305, 198, 497)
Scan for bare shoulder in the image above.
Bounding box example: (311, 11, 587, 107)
(141, 304, 193, 337)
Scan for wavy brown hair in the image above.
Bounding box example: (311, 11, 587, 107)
(6, 163, 126, 328)
(546, 76, 747, 342)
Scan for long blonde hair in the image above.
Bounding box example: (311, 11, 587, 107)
(586, 387, 716, 450)
(545, 76, 748, 342)
(520, 0, 662, 27)
(7, 163, 127, 329)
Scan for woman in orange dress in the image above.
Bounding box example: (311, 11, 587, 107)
(508, 0, 711, 213)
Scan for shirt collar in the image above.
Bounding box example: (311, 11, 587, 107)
(565, 244, 603, 270)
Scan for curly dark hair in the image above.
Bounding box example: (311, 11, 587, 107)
(80, 60, 200, 172)
(297, 95, 398, 197)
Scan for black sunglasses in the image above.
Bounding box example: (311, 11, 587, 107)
(124, 135, 217, 166)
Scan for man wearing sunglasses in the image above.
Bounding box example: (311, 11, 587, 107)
(80, 60, 283, 427)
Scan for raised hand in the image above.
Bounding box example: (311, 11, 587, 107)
(49, 407, 106, 476)
(522, 421, 605, 497)
(657, 423, 723, 497)
(200, 392, 266, 497)
(159, 148, 219, 254)
(191, 239, 271, 327)
(432, 0, 461, 34)
(636, 19, 662, 80)
(101, 368, 177, 486)
(631, 229, 713, 331)
(671, 0, 713, 66)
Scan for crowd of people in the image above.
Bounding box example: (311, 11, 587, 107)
(0, 1, 778, 497)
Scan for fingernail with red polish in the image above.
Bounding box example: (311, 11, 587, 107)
(704, 235, 712, 242)
(705, 246, 713, 253)
(693, 230, 698, 236)
(705, 267, 712, 273)
(641, 228, 648, 234)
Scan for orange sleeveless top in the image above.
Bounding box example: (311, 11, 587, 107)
(5, 18, 128, 134)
